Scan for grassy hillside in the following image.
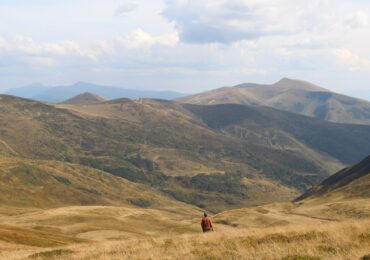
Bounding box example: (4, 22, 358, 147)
(0, 155, 199, 212)
(179, 78, 370, 125)
(185, 104, 370, 164)
(296, 156, 370, 201)
(61, 92, 107, 105)
(1, 94, 370, 211)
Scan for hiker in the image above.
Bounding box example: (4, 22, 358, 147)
(201, 212, 214, 233)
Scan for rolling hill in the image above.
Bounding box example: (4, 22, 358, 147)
(179, 78, 370, 125)
(5, 82, 185, 103)
(0, 150, 369, 260)
(0, 155, 197, 211)
(61, 92, 107, 105)
(1, 94, 370, 211)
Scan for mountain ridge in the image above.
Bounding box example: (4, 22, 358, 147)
(178, 78, 370, 125)
(1, 94, 370, 211)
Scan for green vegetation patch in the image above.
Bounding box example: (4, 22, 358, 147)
(250, 231, 326, 246)
(29, 249, 74, 259)
(359, 233, 370, 242)
(128, 198, 152, 208)
(317, 245, 338, 254)
(52, 175, 71, 185)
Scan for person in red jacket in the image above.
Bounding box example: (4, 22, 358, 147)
(201, 212, 214, 232)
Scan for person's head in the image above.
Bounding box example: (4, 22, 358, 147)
(204, 212, 207, 217)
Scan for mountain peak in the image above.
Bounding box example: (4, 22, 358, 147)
(277, 77, 293, 83)
(274, 78, 326, 91)
(61, 92, 107, 105)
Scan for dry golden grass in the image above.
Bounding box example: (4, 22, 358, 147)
(0, 155, 202, 213)
(0, 200, 370, 260)
(3, 219, 370, 260)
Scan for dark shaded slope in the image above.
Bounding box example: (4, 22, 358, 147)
(184, 103, 370, 164)
(295, 156, 370, 201)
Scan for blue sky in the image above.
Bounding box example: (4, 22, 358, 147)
(0, 0, 369, 98)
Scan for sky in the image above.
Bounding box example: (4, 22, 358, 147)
(0, 0, 369, 98)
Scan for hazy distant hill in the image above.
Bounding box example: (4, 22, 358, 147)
(6, 82, 185, 103)
(62, 92, 107, 105)
(1, 94, 370, 211)
(5, 83, 50, 99)
(179, 78, 370, 125)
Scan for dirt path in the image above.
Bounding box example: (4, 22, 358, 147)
(0, 139, 18, 155)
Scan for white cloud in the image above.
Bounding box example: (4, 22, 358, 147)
(162, 0, 370, 45)
(334, 48, 370, 71)
(0, 30, 180, 69)
(0, 0, 370, 94)
(0, 36, 100, 62)
(162, 0, 328, 44)
(345, 11, 369, 29)
(115, 29, 179, 49)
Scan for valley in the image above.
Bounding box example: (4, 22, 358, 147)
(0, 83, 370, 259)
(1, 157, 369, 259)
(2, 1, 370, 258)
(2, 94, 370, 211)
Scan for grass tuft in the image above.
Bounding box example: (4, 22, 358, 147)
(29, 249, 73, 259)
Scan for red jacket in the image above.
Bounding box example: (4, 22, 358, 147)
(201, 217, 213, 232)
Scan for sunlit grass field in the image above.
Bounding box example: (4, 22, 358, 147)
(2, 218, 369, 260)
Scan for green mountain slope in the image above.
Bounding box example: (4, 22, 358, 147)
(0, 155, 197, 211)
(287, 156, 370, 220)
(184, 103, 370, 164)
(296, 155, 370, 201)
(1, 94, 370, 211)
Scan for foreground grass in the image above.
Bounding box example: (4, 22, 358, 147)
(14, 219, 369, 260)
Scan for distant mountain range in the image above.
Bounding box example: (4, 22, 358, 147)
(5, 78, 370, 126)
(179, 78, 370, 125)
(5, 82, 186, 103)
